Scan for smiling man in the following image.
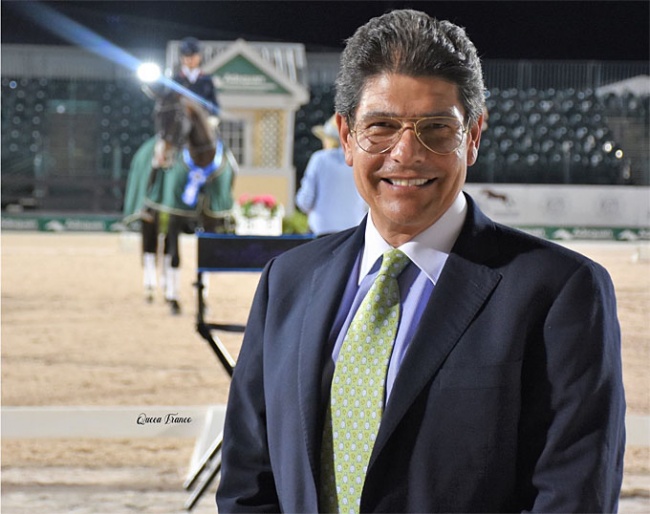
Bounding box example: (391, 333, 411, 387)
(217, 9, 625, 513)
(338, 73, 478, 247)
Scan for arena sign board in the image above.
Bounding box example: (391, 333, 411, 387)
(202, 39, 304, 101)
(463, 183, 650, 238)
(212, 55, 288, 95)
(1, 214, 124, 232)
(2, 185, 649, 239)
(519, 226, 650, 241)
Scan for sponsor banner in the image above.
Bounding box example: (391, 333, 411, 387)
(213, 55, 288, 95)
(519, 226, 650, 241)
(1, 214, 126, 232)
(464, 184, 650, 228)
(2, 213, 648, 241)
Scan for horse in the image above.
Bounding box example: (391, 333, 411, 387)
(123, 87, 236, 314)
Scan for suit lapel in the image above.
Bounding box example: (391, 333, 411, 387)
(294, 198, 504, 481)
(373, 255, 501, 455)
(296, 226, 365, 484)
(371, 196, 503, 462)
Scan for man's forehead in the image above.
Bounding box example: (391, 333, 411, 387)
(356, 74, 465, 118)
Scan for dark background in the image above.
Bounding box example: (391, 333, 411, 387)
(2, 0, 649, 61)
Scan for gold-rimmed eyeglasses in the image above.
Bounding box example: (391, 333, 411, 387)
(349, 116, 470, 155)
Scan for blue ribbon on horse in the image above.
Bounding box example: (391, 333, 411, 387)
(181, 140, 223, 207)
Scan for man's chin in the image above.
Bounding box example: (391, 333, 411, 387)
(375, 205, 439, 236)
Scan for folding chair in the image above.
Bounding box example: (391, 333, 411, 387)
(184, 233, 314, 510)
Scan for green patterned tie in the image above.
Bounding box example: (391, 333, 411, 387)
(320, 248, 410, 513)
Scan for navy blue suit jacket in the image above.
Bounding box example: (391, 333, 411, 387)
(217, 194, 625, 513)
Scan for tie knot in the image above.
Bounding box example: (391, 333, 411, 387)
(378, 248, 410, 279)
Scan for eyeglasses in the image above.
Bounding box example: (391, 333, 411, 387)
(349, 116, 469, 155)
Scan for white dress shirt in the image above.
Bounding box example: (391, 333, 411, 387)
(327, 192, 468, 401)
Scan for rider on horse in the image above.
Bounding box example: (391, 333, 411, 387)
(174, 37, 220, 116)
(124, 37, 234, 315)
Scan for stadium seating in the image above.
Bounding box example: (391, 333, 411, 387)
(292, 84, 636, 186)
(1, 77, 154, 179)
(472, 87, 625, 184)
(0, 76, 644, 210)
(1, 77, 154, 209)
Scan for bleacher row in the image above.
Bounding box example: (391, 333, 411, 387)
(1, 77, 647, 191)
(1, 77, 154, 179)
(474, 87, 626, 183)
(296, 84, 647, 185)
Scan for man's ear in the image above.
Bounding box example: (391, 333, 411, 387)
(337, 113, 354, 166)
(466, 113, 484, 166)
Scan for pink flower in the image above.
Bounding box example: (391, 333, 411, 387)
(255, 195, 277, 208)
(238, 193, 279, 218)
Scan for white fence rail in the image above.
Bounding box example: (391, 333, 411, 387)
(1, 405, 226, 475)
(2, 406, 647, 446)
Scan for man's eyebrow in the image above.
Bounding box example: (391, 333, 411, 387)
(358, 111, 394, 119)
(359, 109, 459, 119)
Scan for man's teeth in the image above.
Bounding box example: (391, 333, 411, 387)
(389, 178, 429, 186)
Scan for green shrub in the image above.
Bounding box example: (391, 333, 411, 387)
(282, 211, 310, 234)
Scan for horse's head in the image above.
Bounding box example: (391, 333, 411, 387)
(152, 89, 190, 168)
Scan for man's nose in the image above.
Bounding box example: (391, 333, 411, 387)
(389, 125, 426, 161)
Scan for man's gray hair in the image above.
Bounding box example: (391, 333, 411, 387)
(335, 9, 486, 125)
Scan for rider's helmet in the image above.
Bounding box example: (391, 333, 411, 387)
(180, 37, 201, 56)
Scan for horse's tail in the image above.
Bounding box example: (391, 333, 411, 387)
(225, 146, 238, 192)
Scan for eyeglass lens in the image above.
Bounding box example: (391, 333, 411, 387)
(354, 117, 466, 154)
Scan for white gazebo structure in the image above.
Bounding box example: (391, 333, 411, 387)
(166, 39, 310, 212)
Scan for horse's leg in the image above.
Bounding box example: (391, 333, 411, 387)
(162, 230, 173, 302)
(188, 213, 211, 307)
(163, 214, 182, 315)
(157, 211, 170, 292)
(141, 209, 159, 303)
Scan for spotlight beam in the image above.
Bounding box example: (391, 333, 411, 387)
(11, 1, 220, 115)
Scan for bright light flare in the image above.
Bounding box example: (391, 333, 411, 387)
(137, 62, 162, 83)
(9, 1, 220, 115)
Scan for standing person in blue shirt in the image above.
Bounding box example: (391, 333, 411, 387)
(173, 37, 220, 115)
(296, 115, 367, 236)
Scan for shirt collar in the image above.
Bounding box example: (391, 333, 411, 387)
(182, 66, 202, 84)
(360, 192, 467, 285)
